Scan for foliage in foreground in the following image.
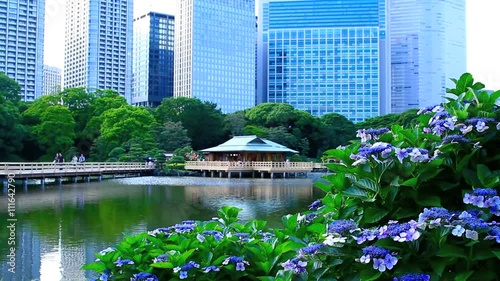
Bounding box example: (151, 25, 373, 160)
(84, 73, 500, 280)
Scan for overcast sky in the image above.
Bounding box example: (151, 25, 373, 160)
(44, 0, 500, 90)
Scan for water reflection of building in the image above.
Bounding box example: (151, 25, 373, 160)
(0, 224, 41, 281)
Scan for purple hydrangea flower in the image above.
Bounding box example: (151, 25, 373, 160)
(464, 117, 496, 133)
(393, 273, 431, 281)
(395, 148, 410, 163)
(356, 128, 390, 142)
(464, 188, 500, 215)
(148, 227, 174, 237)
(281, 258, 308, 274)
(174, 222, 197, 233)
(418, 207, 452, 224)
(222, 256, 250, 271)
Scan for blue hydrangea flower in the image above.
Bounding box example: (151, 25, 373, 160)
(309, 199, 322, 210)
(358, 246, 398, 272)
(393, 273, 431, 281)
(394, 148, 410, 163)
(174, 222, 197, 233)
(464, 188, 500, 215)
(96, 270, 112, 281)
(202, 230, 224, 242)
(281, 258, 308, 274)
(131, 272, 159, 281)
(485, 226, 500, 243)
(299, 243, 323, 257)
(378, 221, 421, 242)
(442, 134, 471, 144)
(152, 254, 168, 263)
(257, 231, 275, 242)
(173, 261, 200, 279)
(356, 128, 390, 142)
(408, 148, 430, 162)
(352, 228, 378, 244)
(222, 256, 250, 271)
(328, 220, 357, 234)
(202, 265, 220, 273)
(417, 104, 444, 115)
(418, 207, 452, 224)
(148, 227, 174, 237)
(464, 117, 496, 133)
(114, 258, 134, 267)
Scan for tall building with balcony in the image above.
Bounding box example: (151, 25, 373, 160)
(174, 0, 256, 113)
(132, 12, 175, 107)
(389, 0, 466, 113)
(43, 65, 61, 95)
(0, 0, 44, 101)
(64, 0, 133, 101)
(259, 0, 390, 122)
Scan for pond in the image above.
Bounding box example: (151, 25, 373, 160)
(0, 176, 325, 281)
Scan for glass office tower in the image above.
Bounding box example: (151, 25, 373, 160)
(0, 0, 45, 101)
(174, 0, 256, 113)
(260, 0, 390, 122)
(64, 0, 133, 101)
(390, 0, 466, 113)
(132, 12, 175, 107)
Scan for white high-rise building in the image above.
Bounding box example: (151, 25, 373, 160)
(389, 0, 466, 113)
(43, 65, 61, 95)
(0, 0, 45, 101)
(64, 0, 133, 101)
(174, 0, 256, 113)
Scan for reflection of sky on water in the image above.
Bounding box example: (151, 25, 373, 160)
(0, 176, 323, 281)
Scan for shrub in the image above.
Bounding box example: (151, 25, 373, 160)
(83, 73, 500, 281)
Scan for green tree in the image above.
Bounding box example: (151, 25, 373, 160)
(0, 72, 26, 160)
(245, 103, 296, 128)
(355, 113, 399, 129)
(224, 111, 247, 137)
(155, 97, 226, 150)
(242, 125, 267, 137)
(25, 105, 76, 160)
(156, 121, 191, 152)
(396, 108, 419, 128)
(92, 105, 157, 161)
(320, 113, 357, 152)
(265, 126, 297, 148)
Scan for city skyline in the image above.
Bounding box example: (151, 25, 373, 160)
(43, 0, 500, 91)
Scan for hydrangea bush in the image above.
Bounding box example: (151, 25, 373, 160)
(83, 73, 500, 280)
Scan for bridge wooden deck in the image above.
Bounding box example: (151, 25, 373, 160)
(0, 162, 155, 180)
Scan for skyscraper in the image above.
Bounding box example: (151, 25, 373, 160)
(63, 0, 133, 101)
(132, 12, 175, 107)
(389, 0, 466, 113)
(0, 0, 45, 101)
(174, 0, 256, 113)
(43, 65, 61, 95)
(259, 0, 390, 122)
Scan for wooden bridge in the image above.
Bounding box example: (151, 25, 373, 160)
(1, 162, 155, 186)
(184, 161, 319, 178)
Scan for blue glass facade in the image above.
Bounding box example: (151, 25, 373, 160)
(174, 0, 256, 113)
(0, 0, 45, 101)
(132, 12, 175, 107)
(260, 0, 389, 122)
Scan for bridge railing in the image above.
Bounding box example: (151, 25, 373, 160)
(184, 161, 314, 172)
(0, 162, 154, 176)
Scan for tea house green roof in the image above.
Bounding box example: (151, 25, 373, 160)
(201, 135, 298, 154)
